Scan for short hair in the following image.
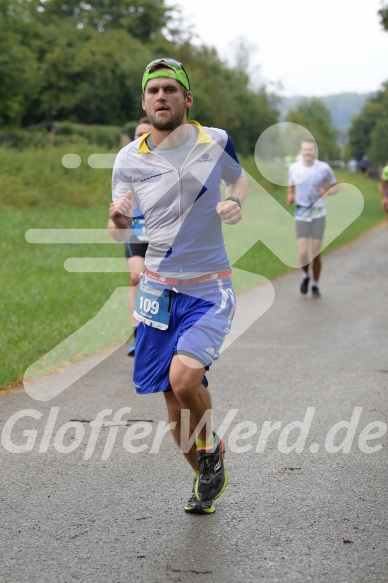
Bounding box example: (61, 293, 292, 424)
(137, 116, 150, 125)
(301, 139, 317, 148)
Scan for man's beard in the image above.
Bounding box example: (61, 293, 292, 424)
(148, 105, 186, 131)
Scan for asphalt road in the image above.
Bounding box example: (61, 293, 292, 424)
(1, 225, 387, 583)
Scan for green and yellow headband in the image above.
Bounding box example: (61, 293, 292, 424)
(142, 58, 190, 92)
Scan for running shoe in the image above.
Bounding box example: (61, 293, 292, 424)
(184, 478, 215, 514)
(312, 285, 320, 298)
(300, 277, 310, 295)
(195, 432, 228, 501)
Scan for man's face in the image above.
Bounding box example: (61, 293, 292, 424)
(142, 71, 192, 131)
(134, 123, 151, 140)
(301, 141, 317, 164)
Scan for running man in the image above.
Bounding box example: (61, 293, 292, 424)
(287, 139, 338, 298)
(379, 159, 388, 214)
(108, 58, 247, 513)
(125, 117, 151, 356)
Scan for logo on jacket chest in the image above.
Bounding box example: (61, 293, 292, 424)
(137, 160, 156, 175)
(196, 153, 213, 163)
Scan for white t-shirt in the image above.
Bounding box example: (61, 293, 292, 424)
(288, 160, 337, 209)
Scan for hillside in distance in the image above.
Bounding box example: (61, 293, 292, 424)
(279, 92, 373, 131)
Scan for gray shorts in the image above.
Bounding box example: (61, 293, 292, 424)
(296, 216, 325, 239)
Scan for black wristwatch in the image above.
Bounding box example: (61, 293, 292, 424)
(225, 196, 242, 208)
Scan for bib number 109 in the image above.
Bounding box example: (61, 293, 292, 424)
(134, 280, 173, 329)
(138, 296, 159, 315)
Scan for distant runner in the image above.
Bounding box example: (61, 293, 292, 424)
(379, 160, 388, 214)
(124, 117, 151, 356)
(287, 139, 338, 298)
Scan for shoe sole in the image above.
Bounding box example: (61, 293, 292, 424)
(184, 503, 216, 514)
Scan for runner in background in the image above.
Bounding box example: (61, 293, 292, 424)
(125, 117, 152, 356)
(379, 160, 388, 215)
(287, 139, 338, 298)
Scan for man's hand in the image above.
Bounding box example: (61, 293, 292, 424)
(382, 198, 388, 212)
(216, 199, 242, 225)
(287, 184, 295, 206)
(287, 193, 295, 206)
(109, 190, 133, 228)
(319, 184, 339, 197)
(108, 190, 133, 241)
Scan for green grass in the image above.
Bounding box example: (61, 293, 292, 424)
(0, 145, 384, 389)
(1, 144, 128, 388)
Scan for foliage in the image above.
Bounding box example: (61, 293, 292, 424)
(378, 3, 388, 30)
(35, 0, 171, 40)
(0, 1, 42, 126)
(347, 6, 388, 166)
(0, 0, 278, 156)
(0, 122, 124, 149)
(367, 119, 388, 166)
(348, 82, 388, 165)
(55, 122, 122, 148)
(286, 98, 339, 160)
(348, 102, 383, 161)
(29, 26, 146, 126)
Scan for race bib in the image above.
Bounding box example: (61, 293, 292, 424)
(295, 206, 325, 222)
(134, 280, 173, 330)
(295, 206, 312, 221)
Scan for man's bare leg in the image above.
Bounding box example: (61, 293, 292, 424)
(311, 238, 323, 281)
(297, 237, 310, 274)
(166, 355, 220, 512)
(297, 237, 310, 293)
(310, 238, 323, 297)
(163, 390, 198, 470)
(167, 354, 213, 453)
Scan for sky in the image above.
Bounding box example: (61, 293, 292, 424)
(167, 0, 388, 97)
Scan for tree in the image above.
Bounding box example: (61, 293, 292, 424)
(0, 1, 42, 126)
(36, 0, 172, 41)
(26, 26, 146, 125)
(0, 0, 280, 149)
(368, 119, 388, 166)
(348, 82, 388, 164)
(378, 3, 388, 30)
(286, 99, 339, 160)
(348, 102, 383, 161)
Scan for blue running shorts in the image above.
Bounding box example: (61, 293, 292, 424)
(133, 278, 236, 394)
